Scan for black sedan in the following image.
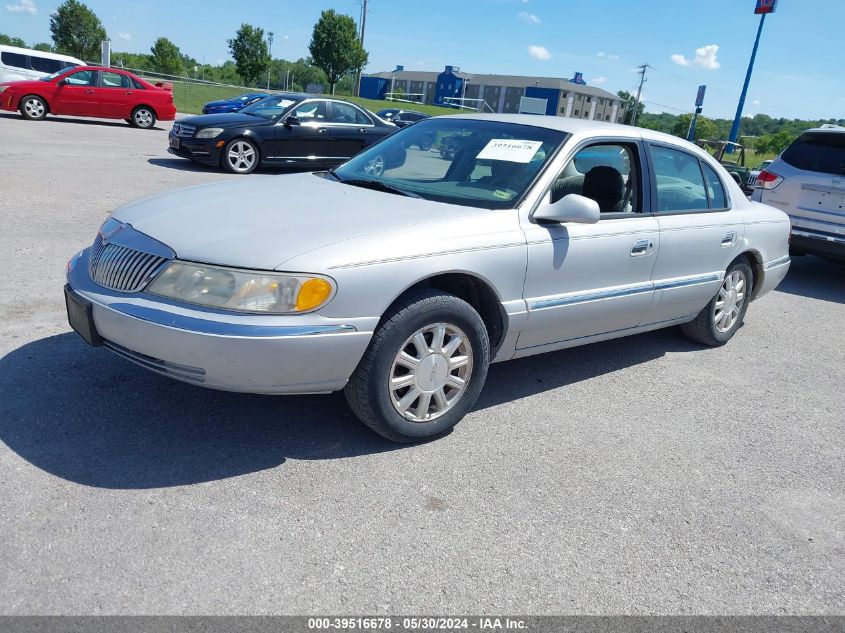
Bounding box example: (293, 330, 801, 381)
(392, 111, 430, 128)
(168, 94, 397, 174)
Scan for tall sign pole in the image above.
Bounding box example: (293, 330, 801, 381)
(687, 85, 707, 142)
(728, 0, 778, 151)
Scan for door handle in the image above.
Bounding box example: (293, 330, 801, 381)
(630, 239, 654, 257)
(84, 89, 95, 94)
(317, 128, 328, 134)
(721, 231, 737, 247)
(123, 91, 133, 95)
(358, 128, 368, 133)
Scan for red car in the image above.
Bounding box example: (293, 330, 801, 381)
(0, 65, 176, 129)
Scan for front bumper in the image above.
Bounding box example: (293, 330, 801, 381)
(65, 248, 374, 394)
(167, 134, 223, 166)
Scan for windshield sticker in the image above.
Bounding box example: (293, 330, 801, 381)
(493, 190, 513, 200)
(477, 139, 543, 163)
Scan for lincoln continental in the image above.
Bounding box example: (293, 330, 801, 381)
(65, 115, 791, 442)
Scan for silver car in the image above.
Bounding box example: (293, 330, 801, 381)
(752, 124, 845, 262)
(65, 115, 791, 442)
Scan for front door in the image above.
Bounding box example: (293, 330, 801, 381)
(642, 143, 744, 325)
(267, 100, 336, 164)
(53, 69, 99, 116)
(518, 140, 660, 351)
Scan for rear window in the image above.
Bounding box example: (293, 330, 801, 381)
(781, 132, 845, 176)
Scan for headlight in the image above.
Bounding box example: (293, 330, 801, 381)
(0, 86, 9, 93)
(195, 127, 224, 139)
(146, 261, 334, 314)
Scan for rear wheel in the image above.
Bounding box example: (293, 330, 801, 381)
(222, 138, 260, 174)
(681, 258, 752, 346)
(19, 95, 47, 121)
(344, 289, 490, 443)
(130, 106, 156, 129)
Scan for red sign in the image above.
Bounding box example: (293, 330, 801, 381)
(755, 0, 778, 14)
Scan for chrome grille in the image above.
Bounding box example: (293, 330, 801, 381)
(172, 122, 196, 138)
(89, 235, 167, 293)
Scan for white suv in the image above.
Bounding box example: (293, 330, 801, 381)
(752, 125, 845, 262)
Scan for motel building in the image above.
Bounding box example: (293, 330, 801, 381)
(360, 65, 625, 122)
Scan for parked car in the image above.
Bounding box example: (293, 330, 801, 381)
(168, 94, 396, 174)
(392, 111, 430, 128)
(65, 115, 790, 442)
(745, 159, 774, 190)
(202, 92, 268, 115)
(0, 65, 176, 128)
(0, 44, 82, 83)
(375, 108, 402, 121)
(697, 139, 753, 194)
(752, 125, 845, 262)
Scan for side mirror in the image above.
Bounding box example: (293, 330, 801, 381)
(534, 193, 600, 224)
(58, 78, 68, 86)
(284, 115, 300, 127)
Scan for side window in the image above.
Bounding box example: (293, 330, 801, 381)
(328, 101, 369, 124)
(550, 142, 641, 215)
(701, 163, 728, 209)
(29, 56, 62, 73)
(649, 145, 709, 212)
(130, 77, 146, 90)
(64, 70, 97, 86)
(1, 51, 28, 70)
(292, 100, 326, 121)
(101, 71, 130, 88)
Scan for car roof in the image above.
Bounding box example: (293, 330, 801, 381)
(803, 124, 845, 134)
(0, 44, 83, 64)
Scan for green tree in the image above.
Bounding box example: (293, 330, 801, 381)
(32, 42, 54, 52)
(617, 90, 644, 125)
(227, 24, 269, 85)
(754, 129, 796, 155)
(49, 0, 107, 61)
(308, 9, 368, 95)
(671, 113, 717, 141)
(150, 37, 183, 75)
(0, 34, 27, 47)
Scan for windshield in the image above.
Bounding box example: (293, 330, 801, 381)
(333, 118, 567, 209)
(40, 67, 76, 82)
(241, 95, 298, 120)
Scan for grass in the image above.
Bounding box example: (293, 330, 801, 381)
(140, 76, 467, 117)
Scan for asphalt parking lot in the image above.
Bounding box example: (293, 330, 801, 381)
(0, 112, 843, 615)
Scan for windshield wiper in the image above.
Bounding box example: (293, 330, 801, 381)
(339, 178, 421, 198)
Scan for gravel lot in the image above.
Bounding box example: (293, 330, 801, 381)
(0, 111, 843, 615)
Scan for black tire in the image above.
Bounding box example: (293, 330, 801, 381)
(130, 106, 156, 129)
(344, 289, 490, 443)
(19, 95, 47, 121)
(221, 138, 260, 174)
(681, 258, 753, 347)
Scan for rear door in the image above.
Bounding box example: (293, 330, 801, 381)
(762, 131, 845, 241)
(98, 70, 135, 118)
(642, 143, 744, 325)
(326, 101, 377, 157)
(53, 69, 99, 116)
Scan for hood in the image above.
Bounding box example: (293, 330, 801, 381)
(110, 174, 483, 271)
(178, 112, 271, 128)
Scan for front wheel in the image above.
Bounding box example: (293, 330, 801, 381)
(130, 106, 156, 129)
(345, 289, 490, 443)
(19, 95, 47, 120)
(222, 138, 259, 174)
(681, 258, 753, 346)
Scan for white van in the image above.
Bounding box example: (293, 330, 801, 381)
(0, 45, 83, 83)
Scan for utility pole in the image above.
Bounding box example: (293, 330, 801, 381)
(631, 63, 650, 127)
(266, 31, 274, 91)
(355, 0, 368, 97)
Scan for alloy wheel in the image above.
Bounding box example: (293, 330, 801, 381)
(134, 109, 153, 128)
(389, 322, 473, 423)
(226, 141, 257, 173)
(714, 270, 746, 333)
(24, 98, 45, 118)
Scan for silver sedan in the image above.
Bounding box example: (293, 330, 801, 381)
(65, 114, 791, 442)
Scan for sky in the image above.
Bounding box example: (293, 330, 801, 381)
(2, 0, 843, 120)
